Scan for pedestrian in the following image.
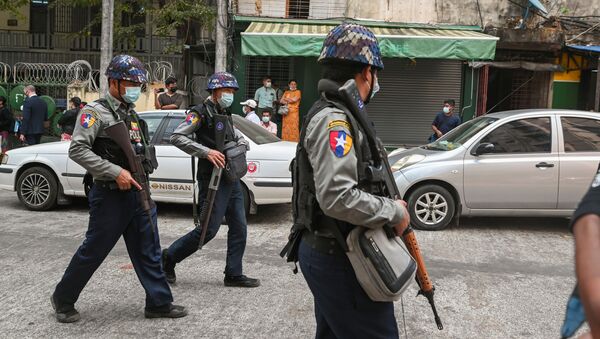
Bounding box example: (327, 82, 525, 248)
(57, 96, 81, 141)
(281, 23, 410, 338)
(254, 76, 276, 115)
(429, 99, 461, 142)
(51, 55, 187, 323)
(20, 85, 48, 145)
(259, 109, 277, 135)
(161, 72, 260, 288)
(0, 96, 13, 155)
(240, 99, 260, 125)
(154, 76, 185, 110)
(280, 80, 301, 142)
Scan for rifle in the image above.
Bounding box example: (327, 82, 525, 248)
(338, 79, 443, 330)
(104, 121, 156, 231)
(194, 114, 228, 250)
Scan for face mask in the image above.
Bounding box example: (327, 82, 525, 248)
(123, 86, 142, 103)
(169, 86, 178, 93)
(443, 106, 451, 114)
(262, 117, 270, 123)
(218, 92, 234, 108)
(265, 82, 272, 88)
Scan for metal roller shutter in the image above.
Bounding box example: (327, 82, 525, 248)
(369, 59, 463, 146)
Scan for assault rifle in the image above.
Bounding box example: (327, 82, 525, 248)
(105, 121, 156, 231)
(338, 79, 443, 330)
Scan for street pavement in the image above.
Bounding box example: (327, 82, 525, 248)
(0, 189, 587, 338)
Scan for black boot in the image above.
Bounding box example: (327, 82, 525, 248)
(161, 249, 176, 284)
(224, 275, 261, 288)
(144, 304, 188, 319)
(51, 295, 80, 323)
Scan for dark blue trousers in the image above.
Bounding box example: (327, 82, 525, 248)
(53, 185, 173, 308)
(167, 177, 247, 277)
(25, 134, 42, 145)
(298, 240, 399, 339)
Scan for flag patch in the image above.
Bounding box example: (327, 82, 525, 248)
(80, 111, 97, 129)
(185, 113, 199, 126)
(329, 130, 352, 157)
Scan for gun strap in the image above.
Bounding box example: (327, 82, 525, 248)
(191, 155, 200, 227)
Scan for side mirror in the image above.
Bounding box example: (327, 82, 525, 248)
(472, 142, 495, 156)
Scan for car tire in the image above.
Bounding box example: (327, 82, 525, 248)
(407, 184, 455, 231)
(16, 167, 58, 211)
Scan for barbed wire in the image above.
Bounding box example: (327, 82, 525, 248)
(0, 62, 11, 84)
(12, 61, 94, 88)
(188, 76, 210, 100)
(145, 61, 175, 84)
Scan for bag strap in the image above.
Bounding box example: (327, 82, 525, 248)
(191, 155, 200, 227)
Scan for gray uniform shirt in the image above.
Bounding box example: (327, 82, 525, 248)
(69, 94, 135, 180)
(304, 106, 404, 229)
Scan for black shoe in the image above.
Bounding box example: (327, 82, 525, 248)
(144, 304, 188, 319)
(162, 249, 176, 284)
(224, 275, 261, 288)
(50, 295, 80, 323)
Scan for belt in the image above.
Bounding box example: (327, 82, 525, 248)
(94, 179, 119, 190)
(301, 231, 346, 257)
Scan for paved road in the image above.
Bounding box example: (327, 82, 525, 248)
(0, 189, 585, 338)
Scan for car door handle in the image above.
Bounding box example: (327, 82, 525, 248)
(535, 162, 555, 168)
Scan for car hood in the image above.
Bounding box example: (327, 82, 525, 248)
(7, 141, 69, 155)
(251, 141, 297, 161)
(387, 145, 464, 165)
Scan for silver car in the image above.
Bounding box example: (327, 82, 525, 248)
(389, 109, 600, 230)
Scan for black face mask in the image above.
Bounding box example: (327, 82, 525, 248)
(169, 86, 178, 93)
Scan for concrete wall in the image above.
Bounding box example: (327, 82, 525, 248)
(0, 6, 29, 31)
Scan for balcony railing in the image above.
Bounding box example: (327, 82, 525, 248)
(0, 30, 181, 54)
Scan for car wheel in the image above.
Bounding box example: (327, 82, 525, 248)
(407, 184, 455, 231)
(241, 183, 251, 216)
(16, 167, 58, 211)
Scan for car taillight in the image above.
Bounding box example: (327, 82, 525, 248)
(247, 162, 258, 174)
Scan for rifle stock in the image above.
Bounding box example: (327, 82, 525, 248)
(197, 166, 222, 249)
(338, 79, 443, 330)
(104, 121, 156, 229)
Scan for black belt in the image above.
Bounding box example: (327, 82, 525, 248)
(301, 231, 346, 256)
(94, 179, 120, 190)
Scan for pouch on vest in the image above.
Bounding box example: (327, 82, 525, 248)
(223, 141, 247, 182)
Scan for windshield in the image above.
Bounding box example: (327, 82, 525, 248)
(424, 116, 498, 151)
(232, 115, 280, 145)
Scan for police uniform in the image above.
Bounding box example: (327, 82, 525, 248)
(282, 24, 406, 338)
(162, 72, 259, 287)
(52, 55, 182, 323)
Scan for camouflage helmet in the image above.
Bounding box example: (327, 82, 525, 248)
(206, 72, 239, 90)
(318, 23, 384, 70)
(105, 54, 148, 83)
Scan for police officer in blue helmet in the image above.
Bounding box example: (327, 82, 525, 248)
(281, 23, 411, 338)
(51, 55, 187, 323)
(161, 72, 260, 288)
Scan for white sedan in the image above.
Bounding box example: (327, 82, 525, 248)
(0, 110, 296, 214)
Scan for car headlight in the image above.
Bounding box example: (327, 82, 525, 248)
(391, 154, 425, 172)
(1, 154, 7, 165)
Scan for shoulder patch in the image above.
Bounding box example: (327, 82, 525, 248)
(80, 110, 98, 129)
(185, 112, 199, 126)
(329, 130, 353, 157)
(327, 119, 351, 131)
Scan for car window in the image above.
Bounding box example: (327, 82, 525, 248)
(561, 117, 600, 152)
(480, 117, 551, 154)
(426, 116, 498, 151)
(161, 116, 187, 144)
(232, 114, 280, 145)
(139, 114, 164, 143)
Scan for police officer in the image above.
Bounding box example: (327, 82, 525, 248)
(161, 72, 260, 288)
(51, 55, 187, 323)
(282, 24, 411, 338)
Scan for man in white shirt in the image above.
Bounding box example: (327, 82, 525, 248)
(260, 109, 277, 135)
(240, 99, 260, 125)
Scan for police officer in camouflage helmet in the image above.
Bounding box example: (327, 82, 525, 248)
(161, 72, 260, 288)
(282, 23, 411, 338)
(51, 55, 187, 323)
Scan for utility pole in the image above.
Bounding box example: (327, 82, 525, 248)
(100, 0, 114, 96)
(595, 56, 600, 112)
(215, 0, 228, 72)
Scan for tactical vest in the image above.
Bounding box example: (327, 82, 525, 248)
(91, 98, 150, 173)
(192, 102, 237, 176)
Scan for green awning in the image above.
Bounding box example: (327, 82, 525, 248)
(241, 22, 499, 60)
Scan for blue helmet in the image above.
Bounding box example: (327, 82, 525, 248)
(318, 23, 384, 70)
(206, 72, 239, 90)
(105, 55, 148, 84)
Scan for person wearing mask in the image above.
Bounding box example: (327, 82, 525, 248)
(260, 109, 277, 135)
(161, 72, 260, 288)
(0, 96, 13, 155)
(20, 85, 48, 145)
(280, 80, 302, 142)
(429, 99, 460, 142)
(58, 97, 82, 141)
(240, 99, 260, 125)
(51, 55, 187, 323)
(154, 77, 185, 110)
(254, 76, 276, 115)
(280, 23, 410, 338)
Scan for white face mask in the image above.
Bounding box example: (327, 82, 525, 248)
(262, 116, 270, 123)
(265, 82, 272, 88)
(443, 106, 451, 114)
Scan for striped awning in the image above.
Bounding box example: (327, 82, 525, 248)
(241, 22, 499, 60)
